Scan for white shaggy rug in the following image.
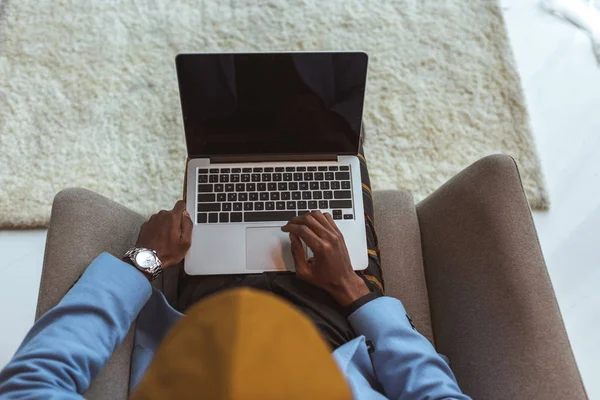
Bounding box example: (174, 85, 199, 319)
(0, 0, 548, 228)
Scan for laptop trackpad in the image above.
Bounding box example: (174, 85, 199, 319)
(245, 227, 295, 271)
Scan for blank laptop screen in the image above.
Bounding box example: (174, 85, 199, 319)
(176, 52, 368, 158)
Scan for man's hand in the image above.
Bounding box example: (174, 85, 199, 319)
(135, 200, 193, 268)
(281, 210, 370, 306)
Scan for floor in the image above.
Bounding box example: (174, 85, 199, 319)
(1, 0, 599, 397)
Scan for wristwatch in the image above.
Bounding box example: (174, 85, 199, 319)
(123, 247, 163, 282)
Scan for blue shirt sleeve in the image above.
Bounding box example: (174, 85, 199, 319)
(348, 297, 471, 400)
(0, 253, 152, 399)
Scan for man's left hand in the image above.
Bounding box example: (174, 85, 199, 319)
(135, 200, 193, 268)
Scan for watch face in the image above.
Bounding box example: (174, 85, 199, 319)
(135, 251, 157, 270)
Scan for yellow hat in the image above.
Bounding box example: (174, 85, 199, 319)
(132, 288, 352, 400)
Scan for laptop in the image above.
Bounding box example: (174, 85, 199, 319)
(178, 52, 369, 275)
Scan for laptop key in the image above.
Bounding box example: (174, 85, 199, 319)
(219, 213, 229, 223)
(260, 192, 269, 201)
(275, 167, 285, 172)
(318, 166, 328, 171)
(199, 175, 208, 183)
(220, 175, 229, 183)
(242, 174, 250, 182)
(331, 181, 340, 190)
(283, 173, 292, 181)
(268, 183, 277, 191)
(304, 173, 313, 181)
(262, 174, 271, 181)
(264, 167, 274, 172)
(335, 172, 350, 180)
(294, 173, 303, 181)
(247, 183, 256, 191)
(221, 168, 231, 173)
(319, 200, 328, 209)
(209, 175, 218, 183)
(197, 213, 208, 223)
(244, 211, 296, 222)
(239, 193, 248, 202)
(252, 174, 261, 182)
(308, 201, 318, 209)
(289, 182, 298, 190)
(270, 192, 280, 200)
(258, 183, 266, 191)
(198, 203, 221, 211)
(208, 213, 219, 223)
(302, 192, 311, 200)
(199, 169, 209, 173)
(341, 181, 351, 189)
(273, 173, 282, 181)
(324, 191, 333, 199)
(223, 203, 232, 211)
(198, 184, 213, 192)
(298, 200, 307, 209)
(286, 201, 296, 210)
(333, 214, 342, 220)
(340, 166, 350, 171)
(329, 200, 352, 209)
(266, 201, 275, 210)
(310, 182, 319, 190)
(344, 214, 353, 220)
(328, 166, 338, 171)
(242, 168, 252, 173)
(297, 166, 306, 172)
(286, 167, 295, 172)
(198, 194, 215, 202)
(230, 212, 243, 222)
(314, 173, 324, 180)
(253, 167, 263, 172)
(333, 209, 342, 215)
(308, 167, 317, 171)
(232, 168, 241, 173)
(281, 192, 291, 200)
(215, 184, 224, 192)
(231, 175, 240, 182)
(292, 192, 301, 200)
(225, 184, 235, 192)
(334, 190, 352, 199)
(209, 168, 219, 174)
(325, 172, 334, 180)
(236, 183, 245, 191)
(278, 182, 288, 191)
(312, 191, 323, 200)
(217, 193, 226, 202)
(298, 210, 310, 216)
(249, 193, 258, 201)
(276, 201, 286, 210)
(228, 193, 237, 202)
(255, 202, 265, 210)
(320, 182, 330, 190)
(299, 182, 309, 190)
(233, 203, 243, 211)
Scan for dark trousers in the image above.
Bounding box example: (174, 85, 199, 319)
(177, 147, 383, 349)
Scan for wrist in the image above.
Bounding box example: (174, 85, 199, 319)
(330, 276, 370, 306)
(122, 257, 154, 282)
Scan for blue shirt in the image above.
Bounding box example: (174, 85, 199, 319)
(0, 253, 470, 399)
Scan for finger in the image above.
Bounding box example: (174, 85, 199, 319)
(287, 212, 330, 239)
(172, 200, 186, 213)
(309, 211, 338, 238)
(180, 210, 193, 245)
(289, 233, 310, 277)
(323, 212, 343, 236)
(281, 223, 323, 252)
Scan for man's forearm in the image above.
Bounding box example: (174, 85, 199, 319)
(0, 253, 151, 397)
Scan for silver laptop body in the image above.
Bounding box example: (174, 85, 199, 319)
(178, 52, 369, 275)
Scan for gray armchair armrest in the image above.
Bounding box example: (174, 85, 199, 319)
(37, 188, 146, 400)
(416, 155, 586, 399)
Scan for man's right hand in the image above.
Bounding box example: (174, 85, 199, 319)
(281, 211, 370, 306)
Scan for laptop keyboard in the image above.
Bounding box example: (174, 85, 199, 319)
(196, 165, 354, 223)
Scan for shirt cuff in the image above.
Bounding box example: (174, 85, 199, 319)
(342, 290, 383, 317)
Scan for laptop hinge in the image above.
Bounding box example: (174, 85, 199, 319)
(208, 154, 339, 163)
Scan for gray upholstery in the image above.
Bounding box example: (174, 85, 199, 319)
(36, 154, 587, 399)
